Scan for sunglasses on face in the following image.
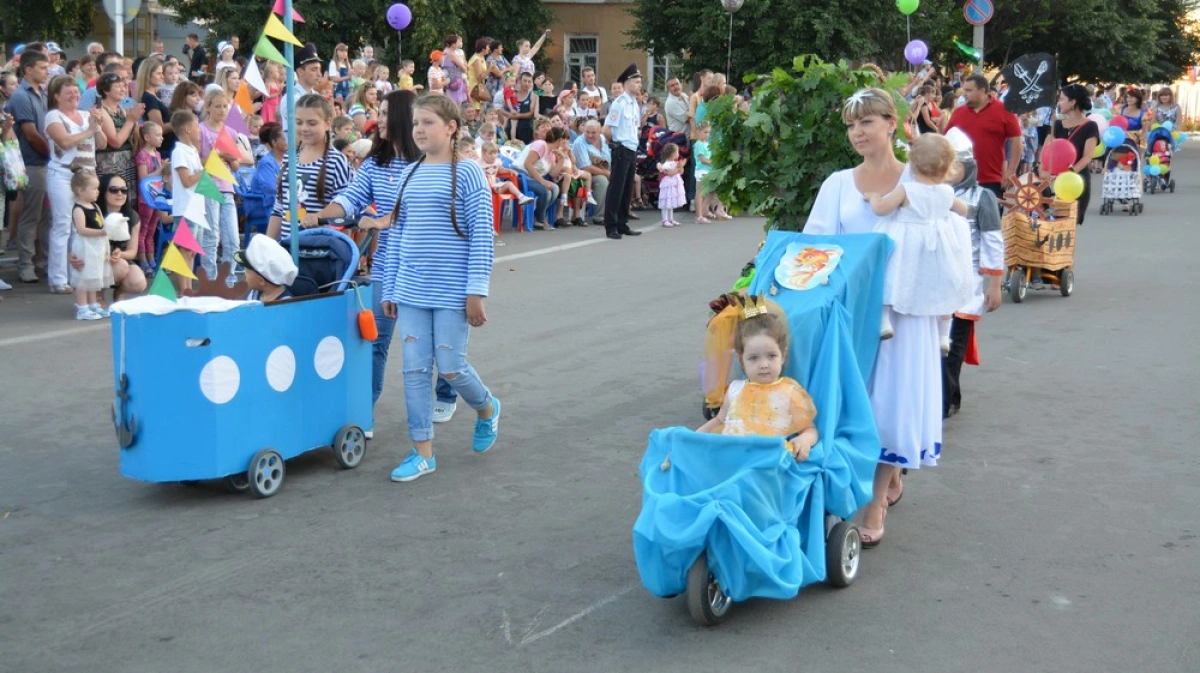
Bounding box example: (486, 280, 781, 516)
(108, 186, 128, 194)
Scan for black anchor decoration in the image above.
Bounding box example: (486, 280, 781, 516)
(112, 374, 138, 449)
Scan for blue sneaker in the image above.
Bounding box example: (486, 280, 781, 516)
(390, 448, 436, 482)
(472, 397, 501, 453)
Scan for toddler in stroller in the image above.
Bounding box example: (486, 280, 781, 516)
(636, 125, 690, 208)
(1099, 138, 1144, 216)
(1144, 127, 1175, 194)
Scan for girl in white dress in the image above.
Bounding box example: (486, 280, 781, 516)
(866, 133, 973, 354)
(805, 88, 944, 547)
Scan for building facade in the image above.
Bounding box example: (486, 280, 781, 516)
(542, 0, 681, 92)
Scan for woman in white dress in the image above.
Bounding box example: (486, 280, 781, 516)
(805, 88, 942, 547)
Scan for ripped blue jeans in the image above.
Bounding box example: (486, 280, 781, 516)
(396, 304, 492, 443)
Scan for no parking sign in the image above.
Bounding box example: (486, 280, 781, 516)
(964, 0, 993, 25)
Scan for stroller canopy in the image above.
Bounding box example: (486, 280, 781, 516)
(277, 228, 361, 297)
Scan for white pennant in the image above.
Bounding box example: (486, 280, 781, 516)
(243, 56, 267, 95)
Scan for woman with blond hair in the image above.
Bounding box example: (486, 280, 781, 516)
(1151, 88, 1180, 126)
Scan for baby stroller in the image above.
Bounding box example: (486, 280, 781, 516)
(634, 232, 893, 626)
(1099, 138, 1144, 216)
(1144, 127, 1175, 194)
(636, 125, 690, 209)
(277, 226, 368, 297)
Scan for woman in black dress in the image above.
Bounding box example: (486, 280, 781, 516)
(1051, 84, 1100, 224)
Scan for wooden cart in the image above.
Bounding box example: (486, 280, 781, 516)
(1002, 200, 1078, 302)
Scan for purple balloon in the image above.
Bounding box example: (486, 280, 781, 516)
(387, 3, 412, 30)
(904, 39, 928, 66)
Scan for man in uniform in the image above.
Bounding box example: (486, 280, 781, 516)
(601, 64, 644, 240)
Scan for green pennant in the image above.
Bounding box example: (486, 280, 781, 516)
(195, 171, 224, 203)
(254, 33, 288, 66)
(147, 269, 178, 302)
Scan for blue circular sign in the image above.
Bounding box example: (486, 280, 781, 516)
(964, 0, 993, 25)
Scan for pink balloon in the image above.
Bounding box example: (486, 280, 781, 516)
(1041, 138, 1077, 175)
(1086, 113, 1107, 133)
(1109, 114, 1129, 130)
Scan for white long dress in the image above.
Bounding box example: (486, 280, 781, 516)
(806, 168, 942, 468)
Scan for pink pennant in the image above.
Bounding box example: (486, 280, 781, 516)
(271, 0, 306, 22)
(172, 219, 204, 254)
(213, 127, 240, 157)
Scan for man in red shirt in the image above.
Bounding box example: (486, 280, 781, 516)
(946, 74, 1022, 203)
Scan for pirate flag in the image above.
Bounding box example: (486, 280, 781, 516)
(1001, 53, 1056, 114)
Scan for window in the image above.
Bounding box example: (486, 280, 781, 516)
(647, 52, 680, 93)
(565, 36, 599, 86)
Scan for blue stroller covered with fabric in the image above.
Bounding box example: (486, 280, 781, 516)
(633, 232, 892, 625)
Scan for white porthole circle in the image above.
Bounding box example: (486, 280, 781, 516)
(266, 346, 297, 392)
(314, 336, 345, 380)
(199, 355, 240, 404)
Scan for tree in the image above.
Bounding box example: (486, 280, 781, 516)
(629, 0, 1199, 86)
(158, 0, 553, 81)
(702, 56, 909, 230)
(1, 0, 94, 49)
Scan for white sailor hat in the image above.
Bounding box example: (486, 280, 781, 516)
(235, 234, 298, 287)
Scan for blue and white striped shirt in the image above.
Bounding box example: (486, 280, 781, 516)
(331, 155, 411, 268)
(272, 147, 353, 237)
(379, 160, 495, 309)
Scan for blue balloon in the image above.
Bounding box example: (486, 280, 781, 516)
(1162, 121, 1174, 131)
(1150, 165, 1162, 176)
(1178, 133, 1188, 145)
(1144, 165, 1152, 175)
(1102, 127, 1127, 148)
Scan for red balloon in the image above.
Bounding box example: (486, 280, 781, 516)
(1110, 115, 1129, 130)
(1041, 138, 1077, 175)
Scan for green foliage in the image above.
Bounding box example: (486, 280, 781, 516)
(158, 0, 553, 82)
(702, 56, 908, 231)
(1, 0, 95, 48)
(629, 0, 1199, 87)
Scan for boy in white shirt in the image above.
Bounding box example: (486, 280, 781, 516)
(169, 110, 204, 293)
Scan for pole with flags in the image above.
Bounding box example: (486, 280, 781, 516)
(284, 0, 298, 264)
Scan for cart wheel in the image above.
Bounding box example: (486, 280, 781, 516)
(825, 521, 862, 588)
(1148, 181, 1156, 194)
(686, 553, 731, 626)
(222, 474, 250, 493)
(1059, 268, 1074, 297)
(332, 424, 367, 469)
(1009, 268, 1026, 303)
(1169, 180, 1175, 193)
(702, 403, 719, 421)
(248, 448, 285, 498)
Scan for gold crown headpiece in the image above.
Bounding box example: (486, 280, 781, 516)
(740, 294, 770, 320)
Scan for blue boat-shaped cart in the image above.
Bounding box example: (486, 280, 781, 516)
(633, 232, 892, 624)
(110, 230, 374, 498)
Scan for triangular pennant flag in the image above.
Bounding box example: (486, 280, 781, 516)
(147, 269, 178, 301)
(254, 33, 288, 66)
(183, 193, 210, 232)
(214, 127, 241, 157)
(161, 243, 197, 280)
(225, 105, 251, 138)
(171, 219, 204, 254)
(264, 13, 304, 47)
(195, 171, 224, 202)
(243, 56, 267, 94)
(204, 150, 237, 184)
(234, 81, 255, 117)
(272, 0, 305, 22)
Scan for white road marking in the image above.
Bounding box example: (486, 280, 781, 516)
(495, 224, 658, 263)
(518, 585, 635, 646)
(0, 323, 107, 348)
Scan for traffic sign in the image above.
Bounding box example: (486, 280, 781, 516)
(103, 0, 142, 25)
(964, 0, 993, 26)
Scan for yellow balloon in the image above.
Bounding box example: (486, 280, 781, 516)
(1173, 131, 1182, 141)
(1054, 171, 1084, 202)
(1149, 155, 1161, 166)
(1152, 123, 1161, 130)
(1093, 144, 1106, 158)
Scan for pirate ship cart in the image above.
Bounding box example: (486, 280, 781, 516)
(109, 234, 374, 498)
(1001, 173, 1078, 302)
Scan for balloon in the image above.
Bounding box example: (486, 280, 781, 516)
(1093, 144, 1106, 158)
(904, 40, 929, 66)
(1040, 138, 1077, 175)
(1151, 122, 1161, 130)
(1098, 109, 1113, 120)
(1149, 155, 1160, 166)
(1163, 121, 1174, 131)
(1102, 127, 1127, 148)
(387, 3, 412, 30)
(1110, 115, 1129, 130)
(1053, 172, 1084, 202)
(1143, 165, 1153, 175)
(1150, 165, 1162, 176)
(1177, 133, 1188, 145)
(1087, 113, 1108, 133)
(897, 0, 919, 15)
(1172, 131, 1181, 141)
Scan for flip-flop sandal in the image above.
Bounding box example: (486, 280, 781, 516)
(887, 479, 904, 507)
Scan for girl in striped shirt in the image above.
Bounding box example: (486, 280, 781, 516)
(379, 94, 500, 483)
(266, 94, 352, 240)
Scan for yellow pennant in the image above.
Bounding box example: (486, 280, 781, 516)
(161, 242, 197, 280)
(264, 13, 304, 47)
(204, 150, 237, 185)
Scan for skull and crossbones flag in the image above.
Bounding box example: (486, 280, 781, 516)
(1001, 53, 1056, 114)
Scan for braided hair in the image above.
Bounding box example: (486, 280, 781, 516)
(277, 94, 336, 203)
(391, 95, 466, 238)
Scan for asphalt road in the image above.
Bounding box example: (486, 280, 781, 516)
(2, 149, 1197, 673)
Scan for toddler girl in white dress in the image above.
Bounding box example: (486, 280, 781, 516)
(866, 133, 973, 354)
